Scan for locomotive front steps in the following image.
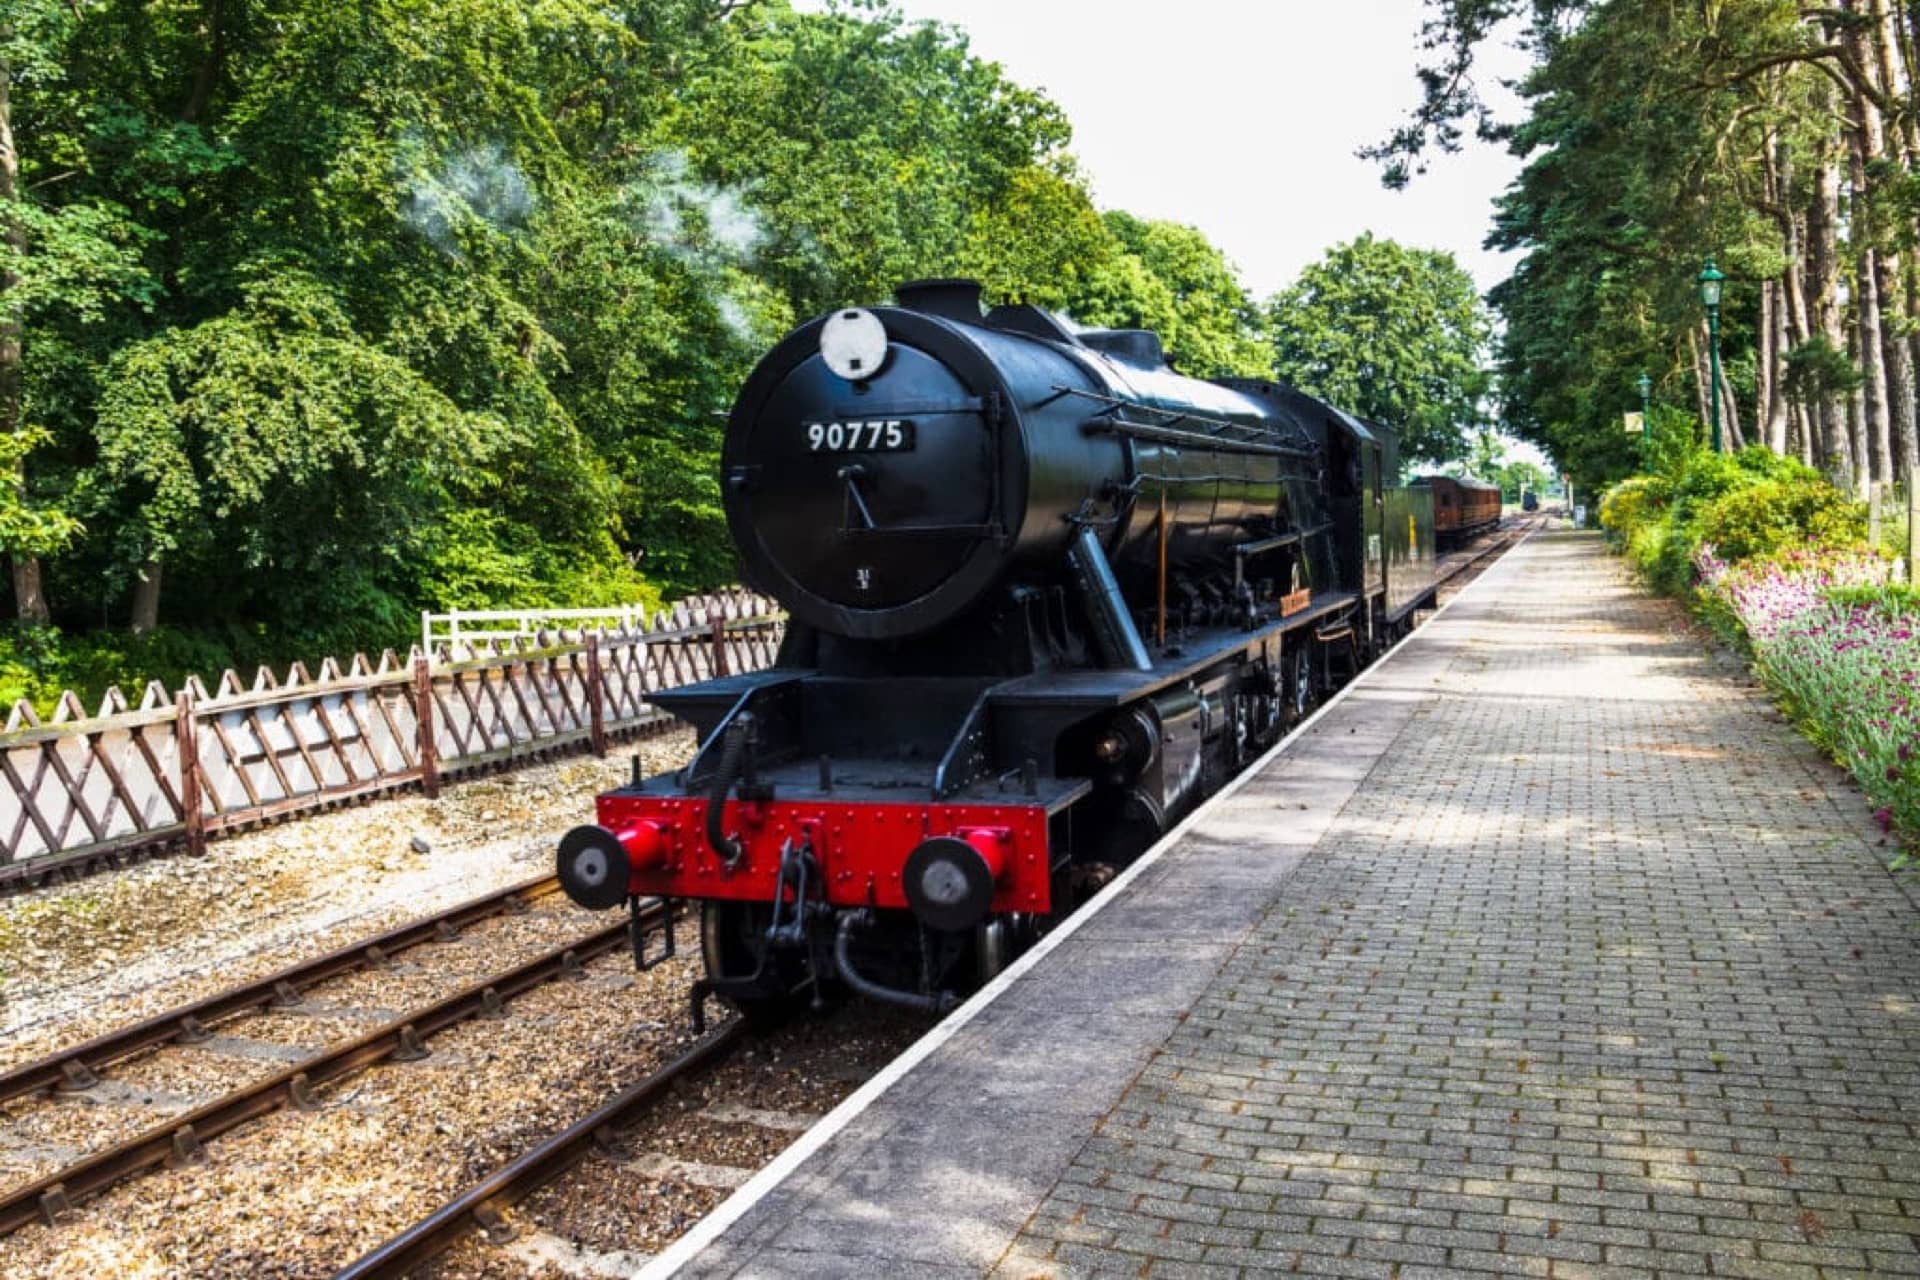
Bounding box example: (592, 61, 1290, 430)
(651, 529, 1920, 1280)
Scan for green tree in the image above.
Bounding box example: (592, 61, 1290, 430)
(1497, 458, 1548, 501)
(1269, 234, 1490, 463)
(1465, 429, 1506, 481)
(2, 1, 156, 623)
(0, 0, 1298, 696)
(1376, 0, 1920, 490)
(1068, 212, 1270, 378)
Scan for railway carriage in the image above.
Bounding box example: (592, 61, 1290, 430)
(1415, 474, 1502, 546)
(557, 279, 1439, 1025)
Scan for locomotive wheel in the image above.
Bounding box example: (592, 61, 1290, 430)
(700, 901, 814, 1029)
(1285, 642, 1316, 723)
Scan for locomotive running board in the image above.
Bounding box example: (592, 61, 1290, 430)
(985, 590, 1361, 713)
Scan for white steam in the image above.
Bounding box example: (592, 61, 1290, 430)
(400, 138, 536, 256)
(626, 150, 768, 342)
(714, 294, 754, 342)
(633, 150, 766, 261)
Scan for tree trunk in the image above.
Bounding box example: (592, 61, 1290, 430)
(1878, 265, 1913, 483)
(1689, 325, 1713, 443)
(1718, 341, 1745, 452)
(130, 560, 163, 634)
(1757, 280, 1782, 453)
(1783, 226, 1820, 468)
(180, 0, 227, 124)
(1769, 280, 1793, 453)
(1866, 0, 1920, 481)
(1849, 321, 1871, 494)
(1809, 153, 1856, 485)
(0, 41, 47, 625)
(1854, 241, 1894, 484)
(1842, 11, 1897, 483)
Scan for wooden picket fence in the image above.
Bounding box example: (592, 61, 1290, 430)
(0, 590, 784, 889)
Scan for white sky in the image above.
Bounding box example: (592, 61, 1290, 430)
(850, 0, 1532, 299)
(791, 0, 1552, 468)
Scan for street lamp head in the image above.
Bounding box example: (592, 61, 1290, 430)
(1698, 257, 1725, 309)
(1635, 371, 1651, 397)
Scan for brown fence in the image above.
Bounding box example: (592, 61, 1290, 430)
(0, 590, 784, 888)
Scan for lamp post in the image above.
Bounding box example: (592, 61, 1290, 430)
(1635, 371, 1652, 470)
(1698, 258, 1725, 453)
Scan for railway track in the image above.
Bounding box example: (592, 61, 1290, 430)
(334, 1021, 750, 1279)
(0, 873, 568, 1108)
(335, 1002, 920, 1280)
(1437, 514, 1545, 594)
(0, 874, 654, 1239)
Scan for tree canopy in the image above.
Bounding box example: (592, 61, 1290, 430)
(1, 0, 1493, 681)
(1376, 0, 1920, 492)
(1269, 233, 1491, 463)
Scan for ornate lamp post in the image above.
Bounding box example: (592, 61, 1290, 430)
(1635, 371, 1652, 470)
(1698, 258, 1725, 453)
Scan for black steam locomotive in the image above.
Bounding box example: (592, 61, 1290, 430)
(558, 279, 1437, 1025)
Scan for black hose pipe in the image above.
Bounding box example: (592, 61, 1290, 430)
(706, 713, 753, 865)
(833, 910, 959, 1016)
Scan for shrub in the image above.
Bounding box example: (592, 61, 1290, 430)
(1598, 474, 1669, 544)
(1693, 476, 1866, 563)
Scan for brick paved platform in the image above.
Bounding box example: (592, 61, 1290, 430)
(663, 531, 1920, 1279)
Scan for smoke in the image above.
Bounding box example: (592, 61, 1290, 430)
(714, 294, 754, 342)
(626, 150, 768, 343)
(629, 150, 766, 262)
(399, 138, 536, 257)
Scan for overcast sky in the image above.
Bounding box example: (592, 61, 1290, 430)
(789, 1, 1551, 468)
(832, 0, 1533, 300)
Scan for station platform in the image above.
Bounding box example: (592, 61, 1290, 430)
(654, 531, 1920, 1279)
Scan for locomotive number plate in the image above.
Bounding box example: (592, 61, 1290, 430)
(804, 419, 915, 452)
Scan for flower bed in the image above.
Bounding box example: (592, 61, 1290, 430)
(1601, 448, 1918, 857)
(1696, 548, 1918, 851)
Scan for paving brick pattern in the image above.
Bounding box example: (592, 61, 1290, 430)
(1004, 533, 1920, 1279)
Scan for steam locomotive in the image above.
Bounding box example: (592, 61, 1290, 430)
(557, 279, 1440, 1025)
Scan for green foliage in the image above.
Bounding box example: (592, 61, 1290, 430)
(3, 0, 1202, 665)
(3, 0, 1492, 705)
(1597, 473, 1669, 542)
(1823, 583, 1920, 619)
(0, 618, 412, 713)
(0, 427, 80, 558)
(1603, 446, 1866, 598)
(1269, 234, 1490, 464)
(1693, 477, 1865, 564)
(1496, 458, 1548, 502)
(1383, 0, 1852, 491)
(1780, 334, 1864, 406)
(1072, 213, 1271, 378)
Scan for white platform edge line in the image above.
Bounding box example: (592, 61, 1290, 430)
(641, 524, 1543, 1279)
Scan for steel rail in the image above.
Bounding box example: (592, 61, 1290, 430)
(1429, 516, 1538, 594)
(1448, 516, 1538, 576)
(331, 1019, 747, 1280)
(0, 906, 656, 1238)
(0, 873, 566, 1107)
